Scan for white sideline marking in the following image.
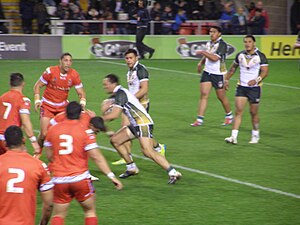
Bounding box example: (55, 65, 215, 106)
(97, 60, 300, 90)
(99, 145, 300, 200)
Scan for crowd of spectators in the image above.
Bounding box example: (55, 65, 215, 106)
(0, 0, 275, 35)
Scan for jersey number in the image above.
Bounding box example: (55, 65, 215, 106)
(2, 102, 12, 119)
(59, 134, 73, 155)
(6, 168, 25, 193)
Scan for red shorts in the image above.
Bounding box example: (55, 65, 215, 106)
(53, 178, 95, 204)
(0, 140, 8, 155)
(40, 102, 67, 119)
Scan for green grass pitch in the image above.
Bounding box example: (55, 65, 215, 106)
(0, 59, 299, 225)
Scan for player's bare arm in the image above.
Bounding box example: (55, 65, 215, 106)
(224, 62, 239, 90)
(102, 106, 122, 121)
(88, 148, 123, 190)
(75, 87, 87, 108)
(197, 57, 206, 73)
(33, 80, 46, 112)
(135, 80, 148, 100)
(196, 50, 220, 62)
(39, 189, 53, 225)
(20, 113, 41, 154)
(248, 65, 269, 86)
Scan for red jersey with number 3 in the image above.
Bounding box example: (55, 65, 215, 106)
(40, 66, 83, 104)
(44, 119, 98, 177)
(0, 151, 53, 225)
(0, 90, 31, 135)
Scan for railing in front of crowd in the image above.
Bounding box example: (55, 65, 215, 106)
(0, 19, 13, 34)
(49, 19, 221, 35)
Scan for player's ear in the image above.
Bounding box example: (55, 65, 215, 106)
(22, 137, 26, 145)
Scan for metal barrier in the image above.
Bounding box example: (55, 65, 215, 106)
(50, 19, 220, 35)
(0, 19, 13, 34)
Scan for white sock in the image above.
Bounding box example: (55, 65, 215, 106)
(252, 130, 259, 137)
(231, 130, 239, 138)
(168, 168, 177, 176)
(126, 162, 137, 171)
(154, 144, 161, 152)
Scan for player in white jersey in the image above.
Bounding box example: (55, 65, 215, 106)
(224, 35, 268, 144)
(102, 74, 182, 184)
(191, 26, 233, 127)
(110, 49, 166, 165)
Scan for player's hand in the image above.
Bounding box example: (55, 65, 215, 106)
(197, 62, 202, 73)
(31, 141, 41, 157)
(85, 109, 96, 118)
(248, 79, 257, 86)
(33, 153, 42, 159)
(224, 80, 229, 90)
(34, 101, 41, 112)
(111, 177, 123, 190)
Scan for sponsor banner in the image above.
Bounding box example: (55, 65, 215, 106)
(260, 36, 300, 59)
(62, 35, 246, 60)
(0, 35, 61, 59)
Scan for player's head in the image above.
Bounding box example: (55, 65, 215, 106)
(138, 0, 146, 8)
(125, 49, 138, 69)
(66, 101, 82, 120)
(209, 26, 222, 42)
(4, 125, 24, 149)
(60, 52, 73, 73)
(244, 34, 256, 52)
(103, 74, 119, 94)
(89, 116, 107, 134)
(10, 73, 24, 88)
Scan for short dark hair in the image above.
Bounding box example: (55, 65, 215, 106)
(66, 101, 82, 120)
(90, 116, 107, 132)
(244, 34, 256, 42)
(125, 48, 138, 56)
(10, 73, 24, 87)
(60, 52, 72, 60)
(105, 74, 119, 84)
(5, 125, 23, 148)
(209, 25, 222, 33)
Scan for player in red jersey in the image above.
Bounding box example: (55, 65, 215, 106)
(0, 73, 40, 155)
(44, 102, 122, 225)
(0, 125, 53, 225)
(33, 53, 87, 148)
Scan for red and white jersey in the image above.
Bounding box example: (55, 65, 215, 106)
(44, 119, 98, 182)
(49, 111, 91, 129)
(0, 90, 31, 138)
(0, 151, 53, 225)
(40, 66, 83, 106)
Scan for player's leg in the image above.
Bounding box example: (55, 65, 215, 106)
(191, 72, 212, 126)
(79, 196, 98, 225)
(51, 203, 70, 225)
(112, 113, 132, 165)
(214, 75, 233, 125)
(139, 136, 181, 184)
(38, 116, 51, 148)
(248, 87, 261, 143)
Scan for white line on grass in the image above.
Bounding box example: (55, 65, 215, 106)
(97, 60, 300, 90)
(33, 129, 300, 199)
(99, 145, 300, 200)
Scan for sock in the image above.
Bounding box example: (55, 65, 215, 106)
(85, 217, 98, 225)
(126, 162, 137, 171)
(167, 166, 177, 176)
(154, 144, 162, 152)
(51, 216, 64, 225)
(197, 116, 204, 122)
(226, 111, 233, 118)
(252, 130, 259, 137)
(231, 130, 239, 138)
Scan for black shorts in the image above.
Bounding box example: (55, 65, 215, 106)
(200, 71, 224, 89)
(235, 85, 261, 104)
(128, 124, 153, 138)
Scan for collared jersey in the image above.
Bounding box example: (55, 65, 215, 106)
(127, 61, 149, 105)
(44, 120, 98, 178)
(0, 151, 53, 225)
(204, 38, 227, 75)
(48, 111, 91, 129)
(0, 90, 31, 136)
(234, 48, 268, 87)
(39, 66, 83, 105)
(113, 85, 153, 126)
